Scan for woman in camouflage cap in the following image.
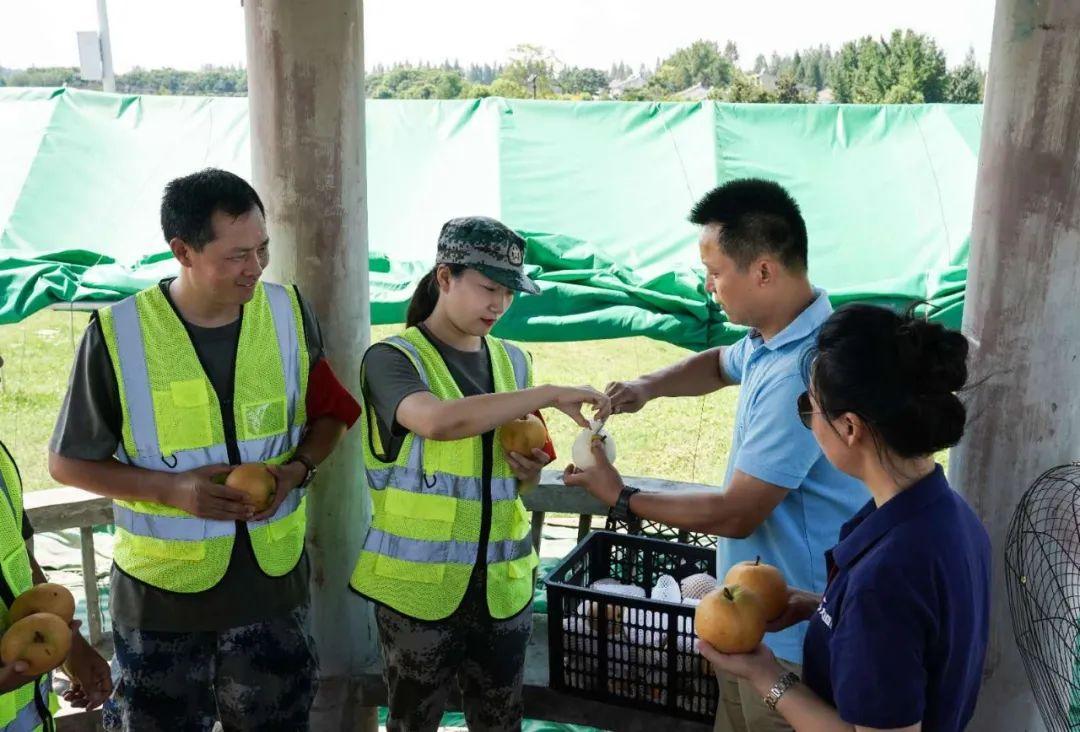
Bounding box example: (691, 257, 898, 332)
(354, 216, 610, 731)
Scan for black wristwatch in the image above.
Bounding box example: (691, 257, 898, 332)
(611, 485, 640, 522)
(287, 454, 318, 489)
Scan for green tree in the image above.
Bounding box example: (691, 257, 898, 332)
(498, 44, 558, 98)
(111, 66, 247, 96)
(717, 70, 777, 103)
(649, 40, 734, 95)
(764, 46, 833, 91)
(774, 70, 813, 103)
(753, 54, 768, 74)
(558, 67, 609, 97)
(365, 66, 470, 99)
(886, 29, 947, 101)
(829, 30, 947, 103)
(827, 42, 857, 101)
(723, 40, 739, 64)
(8, 67, 82, 87)
(619, 87, 654, 102)
(489, 77, 529, 98)
(807, 46, 833, 89)
(945, 48, 984, 102)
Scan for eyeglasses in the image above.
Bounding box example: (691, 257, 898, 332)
(797, 391, 824, 430)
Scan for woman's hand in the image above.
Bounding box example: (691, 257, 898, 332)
(696, 639, 784, 692)
(545, 385, 611, 428)
(506, 448, 552, 487)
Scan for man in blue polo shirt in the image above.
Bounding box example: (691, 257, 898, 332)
(565, 178, 869, 732)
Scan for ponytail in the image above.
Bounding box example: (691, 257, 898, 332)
(405, 264, 466, 328)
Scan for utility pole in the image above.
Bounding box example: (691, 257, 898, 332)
(96, 0, 115, 92)
(245, 1, 377, 728)
(951, 0, 1080, 729)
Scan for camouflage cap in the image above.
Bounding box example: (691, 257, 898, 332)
(436, 216, 541, 295)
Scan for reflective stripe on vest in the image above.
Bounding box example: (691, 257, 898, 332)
(366, 467, 518, 503)
(363, 528, 533, 566)
(112, 506, 234, 542)
(385, 336, 429, 387)
(247, 486, 307, 530)
(504, 343, 529, 390)
(264, 283, 302, 427)
(110, 296, 160, 463)
(112, 486, 307, 541)
(1, 675, 52, 732)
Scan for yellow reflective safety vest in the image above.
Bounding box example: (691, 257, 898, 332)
(98, 281, 309, 593)
(0, 442, 59, 731)
(351, 327, 539, 621)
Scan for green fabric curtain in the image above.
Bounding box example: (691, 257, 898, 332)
(0, 89, 981, 349)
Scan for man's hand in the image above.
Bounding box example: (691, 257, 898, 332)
(506, 448, 552, 487)
(170, 465, 253, 520)
(766, 588, 823, 633)
(62, 631, 112, 710)
(0, 659, 37, 695)
(605, 379, 653, 415)
(562, 439, 625, 507)
(253, 462, 307, 521)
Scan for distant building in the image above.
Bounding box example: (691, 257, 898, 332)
(673, 82, 711, 101)
(608, 73, 648, 98)
(752, 71, 778, 93)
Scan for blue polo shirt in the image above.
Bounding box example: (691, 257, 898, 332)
(801, 465, 991, 729)
(719, 289, 869, 664)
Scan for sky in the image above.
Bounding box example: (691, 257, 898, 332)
(0, 0, 995, 74)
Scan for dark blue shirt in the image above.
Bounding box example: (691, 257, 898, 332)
(800, 465, 991, 729)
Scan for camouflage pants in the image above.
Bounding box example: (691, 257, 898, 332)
(376, 578, 533, 732)
(103, 606, 318, 732)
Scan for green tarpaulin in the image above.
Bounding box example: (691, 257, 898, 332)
(0, 88, 981, 349)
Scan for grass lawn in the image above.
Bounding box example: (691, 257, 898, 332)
(0, 309, 93, 492)
(0, 311, 737, 492)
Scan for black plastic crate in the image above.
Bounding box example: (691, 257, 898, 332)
(543, 530, 719, 721)
(605, 512, 718, 549)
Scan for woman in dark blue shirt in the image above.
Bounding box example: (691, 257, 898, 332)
(699, 304, 991, 731)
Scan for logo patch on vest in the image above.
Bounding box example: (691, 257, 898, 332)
(242, 399, 287, 438)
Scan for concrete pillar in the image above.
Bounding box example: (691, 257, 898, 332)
(243, 1, 377, 729)
(950, 1, 1080, 729)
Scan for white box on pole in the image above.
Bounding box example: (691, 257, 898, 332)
(77, 31, 103, 81)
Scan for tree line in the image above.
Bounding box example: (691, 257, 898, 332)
(0, 30, 984, 104)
